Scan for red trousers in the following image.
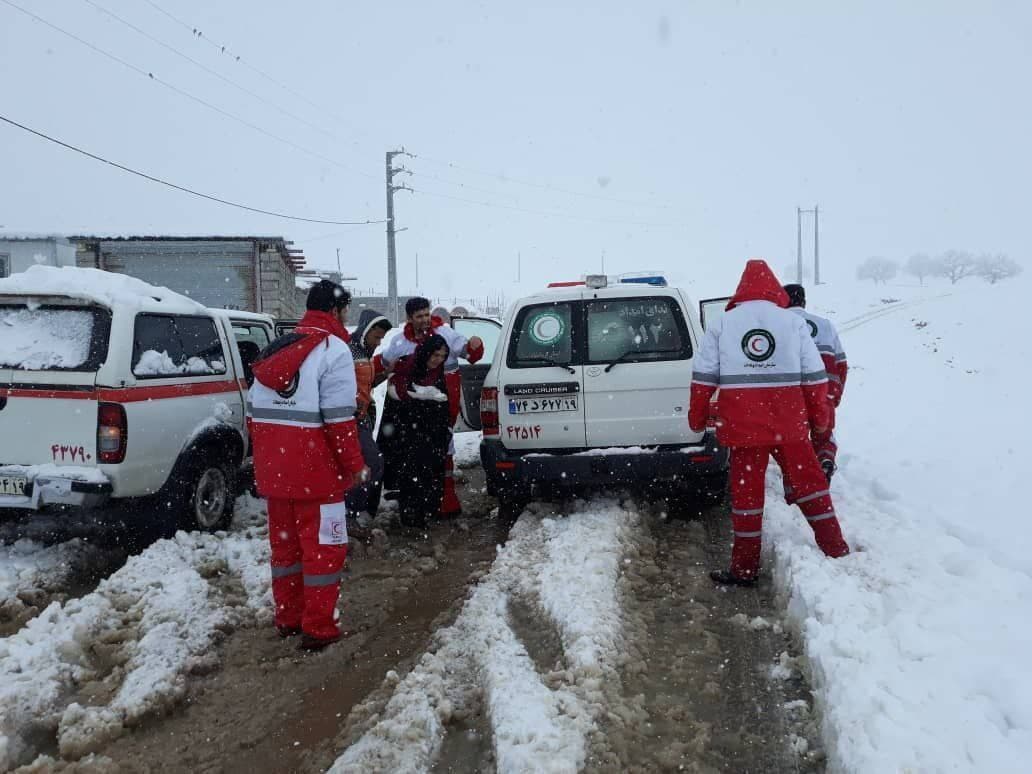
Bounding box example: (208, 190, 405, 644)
(811, 429, 838, 470)
(729, 443, 849, 579)
(268, 497, 348, 640)
(440, 371, 463, 516)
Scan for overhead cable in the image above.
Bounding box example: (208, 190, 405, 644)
(0, 0, 379, 180)
(0, 114, 385, 226)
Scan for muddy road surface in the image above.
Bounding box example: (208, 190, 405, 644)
(6, 466, 824, 773)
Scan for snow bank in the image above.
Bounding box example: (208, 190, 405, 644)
(330, 499, 640, 772)
(764, 278, 1032, 772)
(0, 538, 113, 630)
(0, 307, 94, 370)
(0, 265, 206, 314)
(0, 497, 271, 769)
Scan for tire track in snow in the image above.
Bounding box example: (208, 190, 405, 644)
(328, 498, 642, 773)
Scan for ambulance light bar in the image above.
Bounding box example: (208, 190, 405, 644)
(618, 274, 668, 287)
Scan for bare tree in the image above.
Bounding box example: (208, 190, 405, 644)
(933, 250, 976, 284)
(856, 256, 899, 285)
(975, 253, 1023, 284)
(906, 253, 935, 286)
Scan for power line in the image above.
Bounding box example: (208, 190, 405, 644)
(408, 185, 678, 228)
(81, 0, 341, 143)
(141, 0, 365, 136)
(135, 1, 671, 212)
(0, 0, 379, 181)
(0, 114, 385, 226)
(410, 152, 673, 210)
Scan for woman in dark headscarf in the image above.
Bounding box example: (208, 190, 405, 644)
(390, 334, 452, 528)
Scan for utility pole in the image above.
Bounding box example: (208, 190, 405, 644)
(796, 205, 819, 285)
(813, 204, 821, 285)
(796, 207, 803, 284)
(335, 247, 342, 278)
(385, 149, 412, 323)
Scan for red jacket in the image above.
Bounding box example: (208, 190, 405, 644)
(247, 310, 365, 501)
(688, 260, 830, 447)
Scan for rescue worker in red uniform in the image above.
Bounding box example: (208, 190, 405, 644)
(248, 280, 369, 649)
(689, 261, 850, 586)
(379, 297, 484, 516)
(783, 283, 848, 481)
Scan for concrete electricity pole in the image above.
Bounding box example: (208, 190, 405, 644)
(796, 207, 803, 284)
(386, 150, 412, 323)
(796, 205, 820, 285)
(813, 204, 821, 285)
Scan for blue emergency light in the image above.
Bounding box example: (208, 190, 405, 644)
(618, 275, 668, 287)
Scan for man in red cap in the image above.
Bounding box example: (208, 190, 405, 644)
(688, 260, 850, 585)
(248, 280, 369, 649)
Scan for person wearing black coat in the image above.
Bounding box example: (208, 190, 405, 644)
(390, 335, 452, 528)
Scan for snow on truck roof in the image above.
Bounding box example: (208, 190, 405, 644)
(0, 265, 207, 314)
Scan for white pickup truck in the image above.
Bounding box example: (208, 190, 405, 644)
(0, 266, 274, 531)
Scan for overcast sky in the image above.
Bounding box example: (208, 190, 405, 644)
(2, 0, 1030, 300)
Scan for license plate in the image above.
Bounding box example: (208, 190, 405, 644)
(0, 476, 28, 497)
(508, 396, 579, 414)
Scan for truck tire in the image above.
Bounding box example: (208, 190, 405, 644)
(158, 448, 238, 533)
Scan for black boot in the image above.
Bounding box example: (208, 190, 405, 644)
(821, 459, 836, 482)
(709, 569, 757, 587)
(299, 632, 340, 651)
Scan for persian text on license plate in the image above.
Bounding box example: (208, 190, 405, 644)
(508, 396, 578, 414)
(0, 476, 28, 497)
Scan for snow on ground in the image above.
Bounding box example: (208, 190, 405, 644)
(453, 430, 482, 469)
(762, 277, 1032, 772)
(0, 538, 118, 632)
(330, 498, 640, 773)
(0, 496, 271, 770)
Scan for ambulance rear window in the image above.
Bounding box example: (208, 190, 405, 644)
(0, 304, 110, 371)
(507, 302, 575, 368)
(585, 297, 691, 364)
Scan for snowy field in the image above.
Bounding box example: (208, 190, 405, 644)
(762, 277, 1031, 772)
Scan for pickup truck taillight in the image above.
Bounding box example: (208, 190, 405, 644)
(480, 387, 499, 437)
(98, 402, 127, 463)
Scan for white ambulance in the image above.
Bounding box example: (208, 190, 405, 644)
(475, 274, 730, 516)
(0, 266, 269, 531)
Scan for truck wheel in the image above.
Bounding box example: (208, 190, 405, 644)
(170, 453, 236, 532)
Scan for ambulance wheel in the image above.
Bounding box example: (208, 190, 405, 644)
(497, 494, 529, 525)
(692, 473, 728, 507)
